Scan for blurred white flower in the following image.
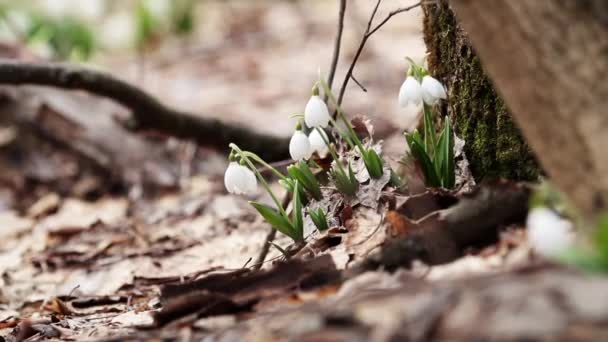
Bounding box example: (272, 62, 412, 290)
(0, 11, 30, 42)
(527, 207, 574, 257)
(289, 130, 312, 161)
(41, 0, 71, 18)
(421, 75, 447, 105)
(100, 12, 135, 50)
(145, 0, 171, 19)
(398, 76, 422, 107)
(75, 0, 105, 21)
(224, 162, 257, 195)
(304, 95, 330, 128)
(308, 129, 329, 157)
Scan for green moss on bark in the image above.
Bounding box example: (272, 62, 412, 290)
(422, 1, 539, 181)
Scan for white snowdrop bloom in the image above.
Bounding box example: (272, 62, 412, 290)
(224, 162, 257, 195)
(421, 75, 447, 105)
(146, 0, 172, 19)
(289, 130, 312, 161)
(304, 95, 330, 128)
(73, 0, 105, 21)
(41, 0, 71, 17)
(527, 207, 574, 257)
(398, 76, 423, 107)
(308, 129, 329, 157)
(100, 12, 135, 50)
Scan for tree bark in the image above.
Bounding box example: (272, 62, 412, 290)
(445, 0, 608, 218)
(422, 1, 539, 181)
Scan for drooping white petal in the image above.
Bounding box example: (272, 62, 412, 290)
(289, 131, 312, 161)
(224, 162, 257, 195)
(304, 96, 330, 128)
(398, 76, 423, 107)
(421, 76, 447, 105)
(241, 165, 258, 195)
(308, 129, 329, 157)
(527, 207, 574, 257)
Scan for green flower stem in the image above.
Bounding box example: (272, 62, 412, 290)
(318, 78, 371, 167)
(241, 151, 290, 182)
(229, 143, 287, 217)
(327, 116, 355, 149)
(315, 127, 348, 178)
(423, 103, 436, 157)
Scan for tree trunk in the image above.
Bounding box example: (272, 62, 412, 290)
(446, 0, 608, 218)
(422, 1, 539, 182)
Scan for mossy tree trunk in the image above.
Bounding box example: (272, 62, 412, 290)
(422, 1, 539, 181)
(443, 0, 608, 218)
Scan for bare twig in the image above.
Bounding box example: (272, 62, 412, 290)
(336, 1, 422, 109)
(251, 193, 292, 270)
(0, 60, 289, 161)
(350, 74, 368, 92)
(326, 0, 347, 99)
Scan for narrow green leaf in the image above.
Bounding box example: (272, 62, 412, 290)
(364, 149, 384, 179)
(292, 181, 304, 241)
(309, 208, 329, 231)
(440, 116, 455, 188)
(250, 202, 295, 240)
(422, 104, 436, 158)
(406, 134, 441, 187)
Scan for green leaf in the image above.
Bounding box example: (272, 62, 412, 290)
(434, 116, 455, 188)
(406, 133, 441, 187)
(171, 0, 195, 36)
(331, 163, 358, 196)
(136, 0, 156, 47)
(287, 162, 322, 200)
(422, 104, 436, 157)
(594, 213, 608, 263)
(250, 201, 295, 240)
(364, 149, 384, 179)
(441, 116, 455, 188)
(292, 181, 304, 241)
(309, 208, 329, 231)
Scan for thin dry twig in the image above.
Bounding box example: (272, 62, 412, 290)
(350, 74, 368, 92)
(326, 0, 347, 100)
(0, 60, 289, 161)
(336, 1, 422, 108)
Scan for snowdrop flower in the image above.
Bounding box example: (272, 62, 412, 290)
(100, 12, 135, 50)
(421, 75, 447, 105)
(308, 129, 329, 157)
(224, 162, 257, 195)
(41, 0, 71, 18)
(527, 207, 574, 257)
(289, 130, 312, 161)
(304, 95, 330, 128)
(398, 76, 423, 107)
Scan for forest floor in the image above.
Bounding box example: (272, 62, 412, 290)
(1, 2, 608, 341)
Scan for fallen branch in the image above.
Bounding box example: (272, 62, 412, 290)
(0, 60, 290, 161)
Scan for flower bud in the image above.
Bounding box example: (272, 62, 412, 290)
(308, 129, 329, 157)
(398, 76, 423, 107)
(304, 95, 330, 128)
(289, 130, 312, 161)
(527, 207, 574, 257)
(224, 162, 257, 195)
(421, 75, 447, 105)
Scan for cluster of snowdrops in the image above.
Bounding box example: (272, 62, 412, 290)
(223, 60, 452, 243)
